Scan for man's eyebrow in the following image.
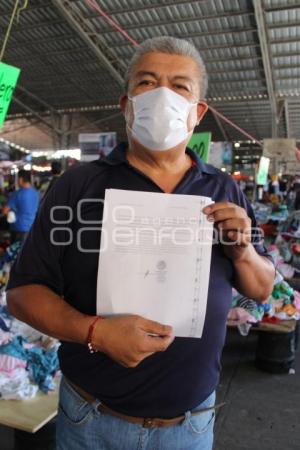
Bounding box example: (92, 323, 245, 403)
(135, 70, 158, 78)
(133, 71, 195, 85)
(172, 75, 194, 83)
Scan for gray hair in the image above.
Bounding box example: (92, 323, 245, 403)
(124, 36, 208, 99)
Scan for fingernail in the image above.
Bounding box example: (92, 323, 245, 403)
(203, 206, 211, 214)
(207, 215, 214, 222)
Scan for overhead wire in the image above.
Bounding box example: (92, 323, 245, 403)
(0, 0, 21, 62)
(84, 0, 139, 47)
(0, 0, 29, 62)
(16, 0, 29, 23)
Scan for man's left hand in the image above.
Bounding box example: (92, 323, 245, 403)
(203, 202, 252, 261)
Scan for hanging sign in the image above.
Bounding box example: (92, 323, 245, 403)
(188, 132, 211, 162)
(0, 62, 21, 128)
(256, 156, 270, 185)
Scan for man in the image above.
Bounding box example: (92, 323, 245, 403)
(7, 37, 274, 450)
(3, 169, 39, 243)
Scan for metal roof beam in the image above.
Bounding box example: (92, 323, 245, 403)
(114, 40, 260, 51)
(285, 100, 290, 139)
(274, 75, 300, 80)
(268, 20, 300, 29)
(7, 46, 89, 62)
(274, 64, 300, 70)
(52, 0, 124, 88)
(254, 0, 278, 137)
(84, 4, 252, 19)
(207, 66, 264, 75)
(274, 51, 300, 58)
(6, 34, 81, 50)
(64, 111, 123, 136)
(94, 13, 256, 36)
(264, 3, 300, 12)
(270, 37, 300, 44)
(206, 55, 263, 63)
(12, 97, 63, 134)
(0, 2, 53, 18)
(0, 18, 65, 34)
(16, 85, 62, 116)
(209, 76, 265, 84)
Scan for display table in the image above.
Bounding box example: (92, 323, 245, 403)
(228, 319, 298, 373)
(228, 319, 297, 333)
(0, 387, 59, 433)
(256, 319, 297, 333)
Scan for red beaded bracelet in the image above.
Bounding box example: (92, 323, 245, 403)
(86, 316, 102, 354)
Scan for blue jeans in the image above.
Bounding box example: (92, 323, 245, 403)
(56, 377, 215, 450)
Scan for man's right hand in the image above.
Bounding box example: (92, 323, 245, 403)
(93, 315, 174, 368)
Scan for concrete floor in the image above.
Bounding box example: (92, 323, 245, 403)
(214, 329, 300, 450)
(0, 328, 299, 450)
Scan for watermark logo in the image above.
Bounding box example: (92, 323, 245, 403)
(49, 199, 265, 252)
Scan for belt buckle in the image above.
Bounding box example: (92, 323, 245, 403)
(143, 418, 155, 428)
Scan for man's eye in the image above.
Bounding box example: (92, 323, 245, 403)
(175, 84, 189, 91)
(138, 80, 154, 86)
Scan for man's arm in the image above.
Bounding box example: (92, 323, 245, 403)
(7, 284, 174, 368)
(203, 202, 275, 301)
(231, 245, 274, 301)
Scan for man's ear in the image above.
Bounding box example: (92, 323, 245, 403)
(196, 102, 208, 124)
(119, 94, 128, 114)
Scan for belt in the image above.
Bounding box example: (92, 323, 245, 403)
(66, 379, 225, 429)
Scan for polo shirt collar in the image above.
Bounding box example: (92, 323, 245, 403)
(103, 142, 217, 175)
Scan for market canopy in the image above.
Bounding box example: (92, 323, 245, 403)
(0, 0, 299, 144)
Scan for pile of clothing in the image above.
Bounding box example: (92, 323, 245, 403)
(252, 202, 289, 225)
(0, 298, 59, 400)
(228, 271, 300, 335)
(278, 210, 300, 238)
(252, 202, 272, 225)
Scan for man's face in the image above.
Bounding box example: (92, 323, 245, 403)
(129, 52, 201, 100)
(120, 52, 207, 131)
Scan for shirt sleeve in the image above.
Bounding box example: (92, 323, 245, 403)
(225, 176, 273, 261)
(7, 171, 77, 295)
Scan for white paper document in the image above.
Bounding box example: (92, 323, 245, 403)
(97, 189, 213, 338)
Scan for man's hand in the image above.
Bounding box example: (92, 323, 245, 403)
(203, 202, 252, 261)
(93, 315, 174, 368)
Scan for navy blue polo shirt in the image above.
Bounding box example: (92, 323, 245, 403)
(7, 144, 270, 418)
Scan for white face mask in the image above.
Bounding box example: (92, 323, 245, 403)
(126, 87, 198, 151)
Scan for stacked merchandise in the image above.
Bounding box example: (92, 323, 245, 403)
(0, 242, 60, 400)
(252, 202, 289, 224)
(252, 202, 289, 237)
(227, 243, 300, 334)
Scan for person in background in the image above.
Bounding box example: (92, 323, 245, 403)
(294, 189, 300, 210)
(3, 170, 39, 243)
(278, 176, 287, 201)
(47, 161, 62, 192)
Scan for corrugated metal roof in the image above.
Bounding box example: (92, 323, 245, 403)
(0, 0, 299, 143)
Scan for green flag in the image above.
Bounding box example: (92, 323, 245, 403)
(188, 132, 211, 162)
(0, 62, 21, 128)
